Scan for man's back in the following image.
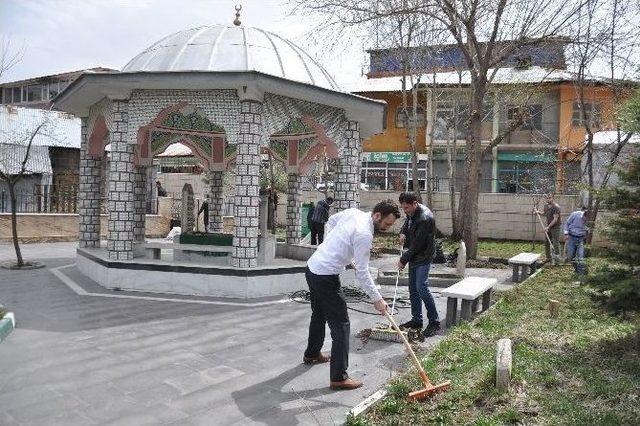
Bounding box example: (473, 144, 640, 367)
(311, 199, 331, 224)
(308, 208, 371, 275)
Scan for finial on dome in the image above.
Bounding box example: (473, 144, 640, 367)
(233, 4, 242, 26)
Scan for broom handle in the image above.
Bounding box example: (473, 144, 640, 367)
(383, 310, 432, 387)
(535, 211, 556, 253)
(390, 245, 402, 317)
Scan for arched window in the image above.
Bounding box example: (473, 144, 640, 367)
(395, 106, 426, 129)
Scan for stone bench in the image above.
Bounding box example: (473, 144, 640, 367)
(442, 276, 497, 327)
(143, 242, 233, 260)
(508, 252, 541, 283)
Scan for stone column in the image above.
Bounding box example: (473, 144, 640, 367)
(232, 100, 262, 268)
(78, 117, 102, 248)
(286, 172, 303, 244)
(133, 166, 147, 244)
(208, 170, 224, 233)
(335, 120, 361, 211)
(106, 100, 135, 260)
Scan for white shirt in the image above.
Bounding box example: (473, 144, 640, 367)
(307, 208, 382, 302)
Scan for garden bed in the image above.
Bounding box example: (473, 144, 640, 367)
(351, 262, 640, 425)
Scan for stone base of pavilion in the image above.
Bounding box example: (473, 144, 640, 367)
(77, 246, 308, 299)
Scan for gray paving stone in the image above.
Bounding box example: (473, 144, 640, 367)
(0, 242, 511, 424)
(128, 383, 183, 407)
(164, 365, 245, 395)
(7, 395, 90, 425)
(102, 403, 189, 426)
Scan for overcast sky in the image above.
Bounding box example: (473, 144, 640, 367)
(0, 0, 368, 87)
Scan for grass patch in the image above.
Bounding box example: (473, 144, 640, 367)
(361, 262, 640, 425)
(373, 234, 544, 259)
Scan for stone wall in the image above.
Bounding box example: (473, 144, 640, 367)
(276, 190, 610, 244)
(0, 213, 170, 242)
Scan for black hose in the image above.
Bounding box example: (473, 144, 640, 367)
(289, 287, 411, 316)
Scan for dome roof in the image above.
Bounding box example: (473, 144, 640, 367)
(122, 25, 340, 91)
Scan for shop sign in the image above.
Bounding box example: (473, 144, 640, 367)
(364, 152, 412, 163)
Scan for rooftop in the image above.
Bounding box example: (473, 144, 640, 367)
(122, 25, 340, 91)
(0, 105, 81, 149)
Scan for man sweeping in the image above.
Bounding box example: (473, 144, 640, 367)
(564, 206, 590, 275)
(303, 200, 401, 390)
(534, 193, 562, 265)
(397, 192, 441, 338)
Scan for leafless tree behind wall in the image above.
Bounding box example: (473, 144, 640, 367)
(293, 0, 585, 258)
(569, 0, 639, 228)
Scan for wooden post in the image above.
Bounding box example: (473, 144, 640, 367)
(548, 299, 560, 317)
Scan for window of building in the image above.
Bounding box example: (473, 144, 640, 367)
(26, 84, 43, 102)
(434, 102, 470, 139)
(395, 106, 426, 129)
(572, 102, 602, 128)
(507, 104, 543, 130)
(48, 82, 60, 99)
(360, 160, 427, 191)
(12, 86, 21, 103)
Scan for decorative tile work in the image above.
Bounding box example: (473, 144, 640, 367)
(78, 117, 102, 248)
(232, 100, 263, 268)
(106, 100, 135, 261)
(87, 97, 113, 142)
(127, 89, 240, 145)
(181, 183, 195, 232)
(286, 173, 303, 244)
(262, 94, 346, 146)
(208, 170, 224, 232)
(133, 165, 147, 243)
(334, 120, 361, 211)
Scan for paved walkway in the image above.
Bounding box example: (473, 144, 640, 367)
(0, 243, 509, 425)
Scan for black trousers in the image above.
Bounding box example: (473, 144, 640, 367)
(304, 267, 350, 382)
(310, 221, 325, 245)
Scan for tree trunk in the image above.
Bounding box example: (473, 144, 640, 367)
(457, 85, 486, 259)
(447, 127, 460, 239)
(268, 152, 276, 233)
(8, 180, 24, 267)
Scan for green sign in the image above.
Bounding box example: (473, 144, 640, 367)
(364, 152, 412, 163)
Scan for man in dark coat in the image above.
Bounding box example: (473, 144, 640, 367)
(397, 192, 440, 338)
(310, 196, 333, 245)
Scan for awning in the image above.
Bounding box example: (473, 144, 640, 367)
(0, 144, 52, 175)
(498, 152, 556, 163)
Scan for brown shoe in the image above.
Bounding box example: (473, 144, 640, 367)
(330, 378, 363, 390)
(303, 353, 330, 365)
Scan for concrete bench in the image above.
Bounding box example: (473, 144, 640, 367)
(442, 276, 497, 326)
(143, 242, 233, 260)
(508, 252, 541, 283)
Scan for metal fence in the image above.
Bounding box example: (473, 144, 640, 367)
(1, 185, 79, 213)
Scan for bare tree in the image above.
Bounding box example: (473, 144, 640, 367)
(569, 0, 639, 237)
(0, 114, 51, 267)
(294, 0, 584, 258)
(0, 38, 46, 268)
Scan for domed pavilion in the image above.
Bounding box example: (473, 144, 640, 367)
(54, 15, 384, 281)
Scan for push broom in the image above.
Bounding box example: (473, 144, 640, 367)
(383, 309, 451, 401)
(369, 245, 407, 343)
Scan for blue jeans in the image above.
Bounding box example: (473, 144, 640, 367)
(408, 263, 439, 324)
(566, 235, 585, 275)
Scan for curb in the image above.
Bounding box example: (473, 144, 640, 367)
(0, 312, 15, 343)
(347, 389, 388, 419)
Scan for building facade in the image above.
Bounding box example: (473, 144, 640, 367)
(350, 41, 632, 194)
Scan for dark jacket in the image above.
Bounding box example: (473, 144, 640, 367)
(311, 199, 330, 224)
(198, 201, 209, 222)
(306, 203, 315, 223)
(400, 204, 435, 267)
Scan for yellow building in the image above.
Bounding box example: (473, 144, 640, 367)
(349, 43, 635, 194)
